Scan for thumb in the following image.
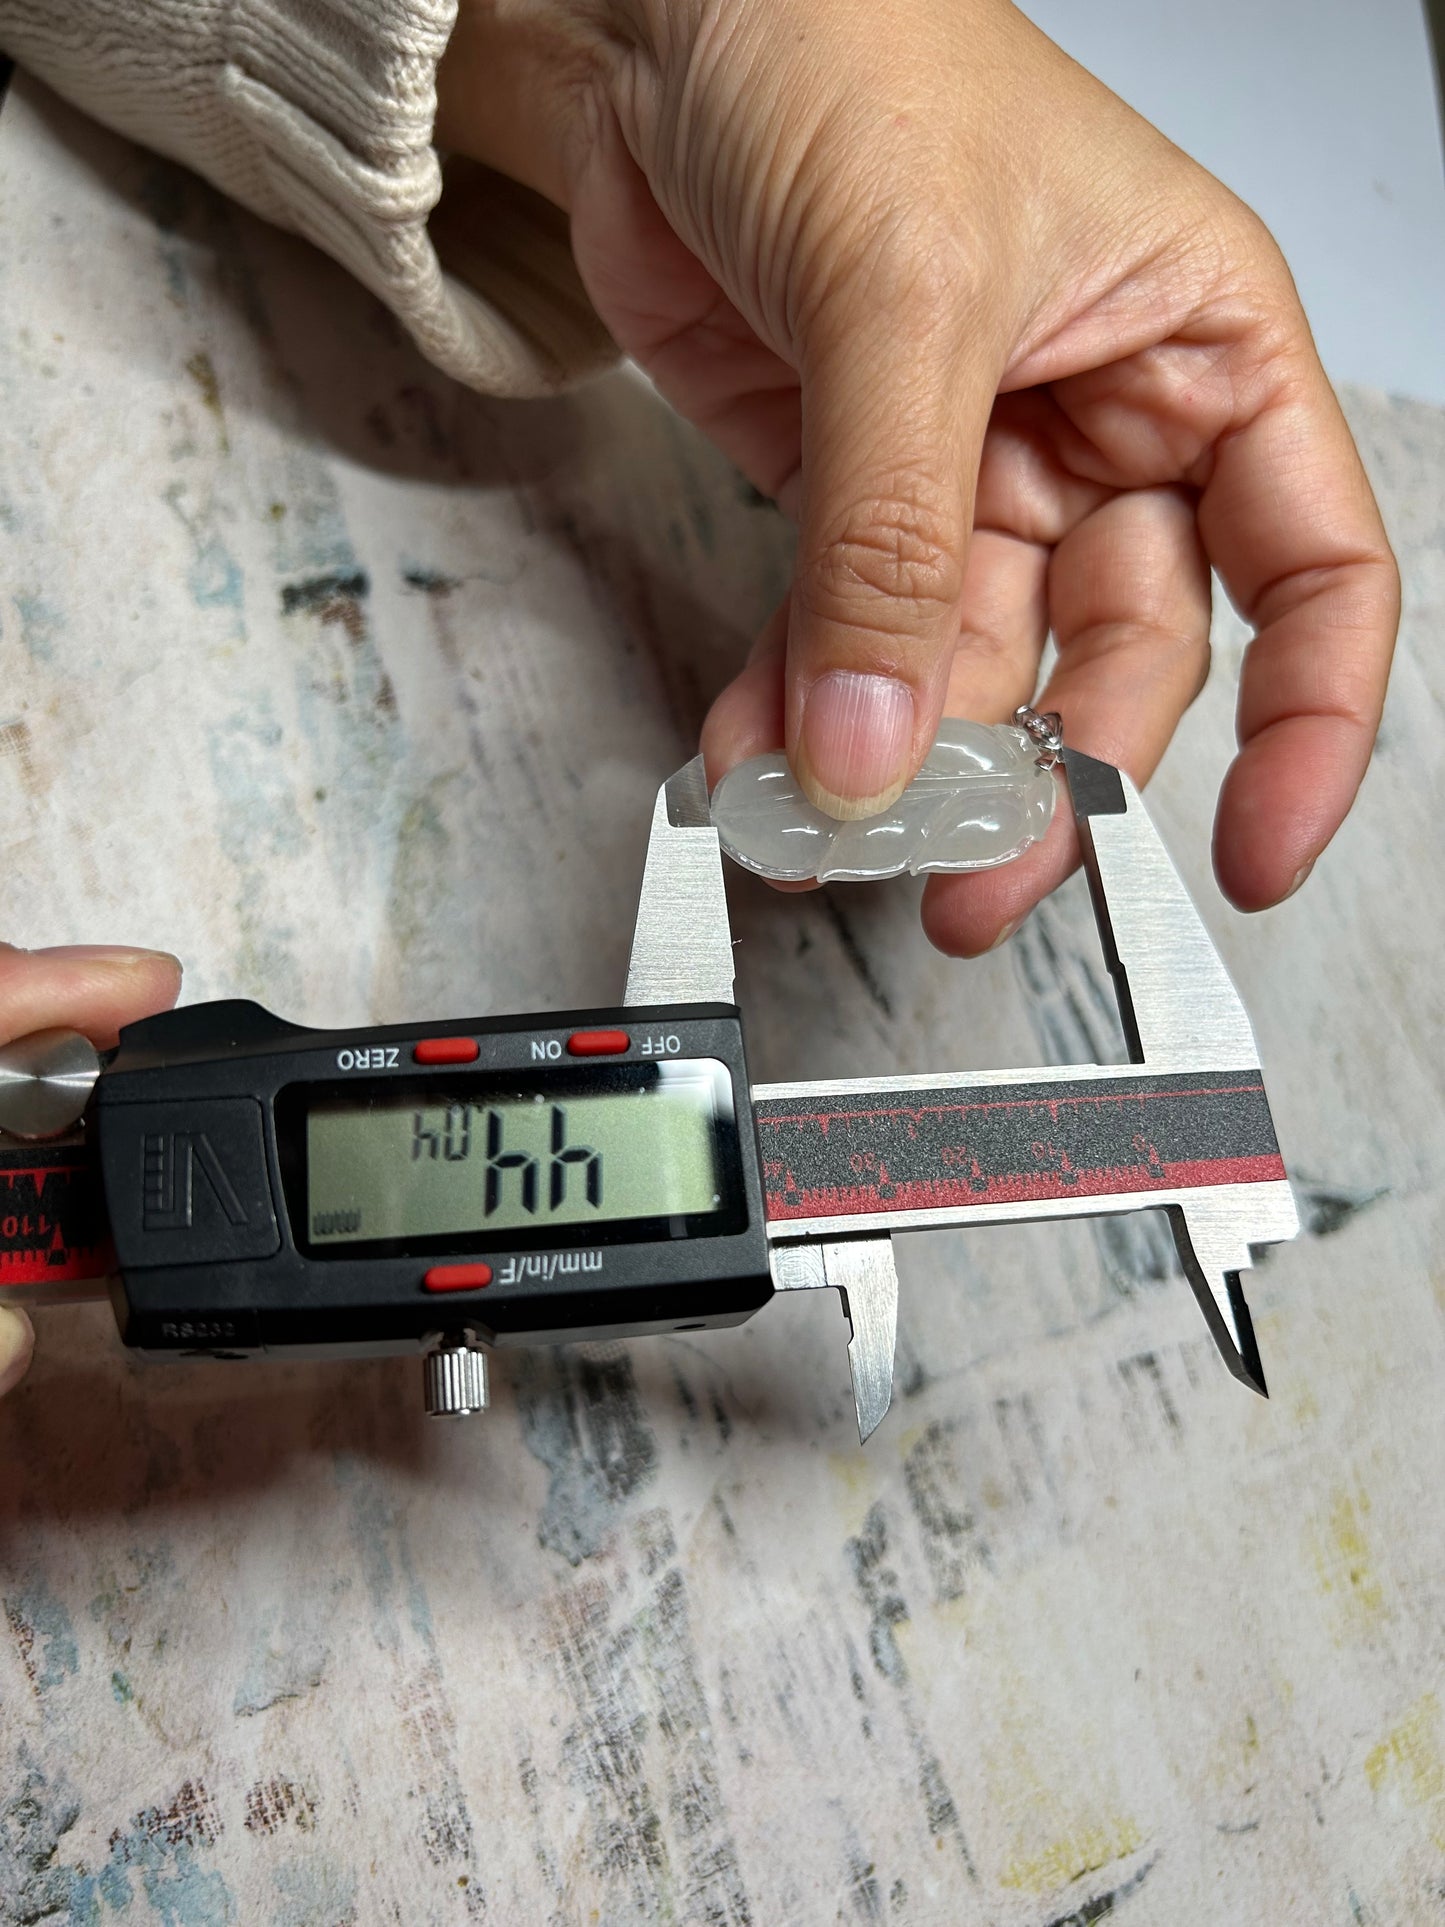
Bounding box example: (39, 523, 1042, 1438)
(0, 943, 183, 1051)
(0, 942, 181, 1401)
(787, 274, 996, 818)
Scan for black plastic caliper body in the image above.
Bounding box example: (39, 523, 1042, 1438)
(94, 998, 771, 1359)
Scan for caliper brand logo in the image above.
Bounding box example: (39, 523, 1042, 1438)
(496, 1251, 602, 1286)
(143, 1132, 249, 1231)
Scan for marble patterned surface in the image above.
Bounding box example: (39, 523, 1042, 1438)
(2, 70, 1444, 1927)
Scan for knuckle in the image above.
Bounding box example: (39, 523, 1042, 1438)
(1367, 545, 1403, 623)
(803, 486, 964, 632)
(1198, 194, 1307, 336)
(1185, 634, 1213, 707)
(1227, 196, 1290, 277)
(867, 207, 986, 315)
(832, 199, 994, 343)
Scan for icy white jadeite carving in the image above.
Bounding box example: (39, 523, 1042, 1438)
(711, 719, 1057, 883)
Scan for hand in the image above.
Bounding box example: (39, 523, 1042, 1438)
(438, 0, 1398, 952)
(0, 944, 182, 1398)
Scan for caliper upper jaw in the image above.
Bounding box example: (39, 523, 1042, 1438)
(1062, 748, 1260, 1071)
(623, 757, 737, 1009)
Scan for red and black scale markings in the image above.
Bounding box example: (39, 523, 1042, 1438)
(0, 1144, 114, 1284)
(757, 1069, 1286, 1223)
(1, 1071, 1284, 1274)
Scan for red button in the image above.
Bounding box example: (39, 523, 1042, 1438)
(423, 1263, 492, 1292)
(414, 1037, 480, 1065)
(567, 1029, 630, 1057)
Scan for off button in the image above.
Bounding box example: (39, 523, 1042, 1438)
(567, 1030, 630, 1057)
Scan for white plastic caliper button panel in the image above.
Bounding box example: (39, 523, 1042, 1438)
(711, 718, 1057, 883)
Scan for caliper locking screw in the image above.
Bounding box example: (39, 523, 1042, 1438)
(423, 1337, 489, 1418)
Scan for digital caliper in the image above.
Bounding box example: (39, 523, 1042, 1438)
(0, 747, 1298, 1440)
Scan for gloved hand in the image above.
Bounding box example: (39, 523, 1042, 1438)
(437, 0, 1398, 952)
(0, 943, 181, 1397)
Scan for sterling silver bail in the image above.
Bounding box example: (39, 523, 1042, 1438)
(1014, 704, 1064, 771)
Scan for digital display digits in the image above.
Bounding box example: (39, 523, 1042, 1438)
(305, 1060, 730, 1245)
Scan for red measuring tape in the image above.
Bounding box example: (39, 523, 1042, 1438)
(0, 1142, 114, 1285)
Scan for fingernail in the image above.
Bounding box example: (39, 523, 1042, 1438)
(0, 1307, 35, 1399)
(35, 945, 182, 973)
(798, 671, 915, 820)
(987, 916, 1022, 953)
(1283, 861, 1315, 901)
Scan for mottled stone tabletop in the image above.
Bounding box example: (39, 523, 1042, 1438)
(2, 70, 1444, 1927)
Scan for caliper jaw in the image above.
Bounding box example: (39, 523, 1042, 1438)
(623, 756, 902, 1440)
(771, 1240, 901, 1443)
(623, 757, 737, 1008)
(1064, 747, 1299, 1396)
(774, 754, 1300, 1424)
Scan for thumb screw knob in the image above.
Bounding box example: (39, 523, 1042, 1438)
(423, 1339, 489, 1417)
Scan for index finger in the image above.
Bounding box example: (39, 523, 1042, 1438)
(1052, 328, 1399, 911)
(1193, 356, 1399, 907)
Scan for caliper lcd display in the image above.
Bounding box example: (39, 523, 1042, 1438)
(304, 1059, 730, 1246)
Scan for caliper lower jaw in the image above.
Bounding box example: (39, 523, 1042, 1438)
(771, 1239, 900, 1443)
(1168, 1185, 1300, 1398)
(767, 1187, 1294, 1445)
